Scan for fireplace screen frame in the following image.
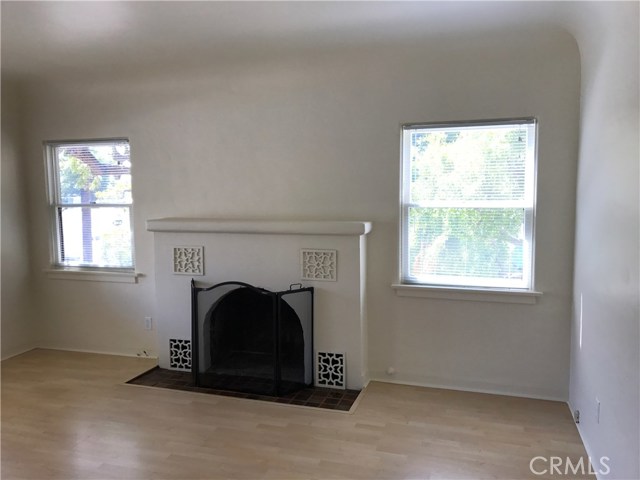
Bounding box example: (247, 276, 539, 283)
(191, 280, 314, 396)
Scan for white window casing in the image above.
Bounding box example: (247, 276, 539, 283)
(44, 138, 136, 279)
(398, 118, 540, 299)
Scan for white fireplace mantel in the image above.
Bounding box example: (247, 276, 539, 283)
(146, 218, 372, 236)
(146, 217, 371, 390)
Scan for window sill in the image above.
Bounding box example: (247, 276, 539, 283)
(45, 268, 140, 284)
(391, 284, 542, 304)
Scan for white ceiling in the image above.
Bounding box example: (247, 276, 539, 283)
(1, 1, 574, 81)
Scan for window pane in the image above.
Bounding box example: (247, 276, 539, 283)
(408, 124, 530, 204)
(56, 142, 131, 204)
(59, 206, 133, 268)
(407, 207, 527, 287)
(402, 120, 536, 289)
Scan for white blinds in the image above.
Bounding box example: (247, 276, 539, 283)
(402, 120, 536, 289)
(50, 140, 133, 269)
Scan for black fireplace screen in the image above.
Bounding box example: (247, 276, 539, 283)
(191, 281, 314, 396)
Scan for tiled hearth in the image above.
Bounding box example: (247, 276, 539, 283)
(127, 367, 361, 411)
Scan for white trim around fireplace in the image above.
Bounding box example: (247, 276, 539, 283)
(147, 218, 372, 390)
(147, 218, 372, 236)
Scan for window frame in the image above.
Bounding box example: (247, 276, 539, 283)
(398, 118, 539, 294)
(44, 138, 136, 274)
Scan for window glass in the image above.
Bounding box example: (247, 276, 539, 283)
(401, 120, 536, 289)
(48, 139, 133, 269)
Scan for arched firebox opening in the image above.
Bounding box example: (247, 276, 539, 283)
(192, 281, 313, 396)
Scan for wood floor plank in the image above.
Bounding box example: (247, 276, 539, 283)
(2, 349, 594, 479)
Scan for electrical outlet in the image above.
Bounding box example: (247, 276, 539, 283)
(596, 398, 601, 424)
(144, 316, 153, 330)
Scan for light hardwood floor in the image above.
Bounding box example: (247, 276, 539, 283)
(1, 349, 593, 479)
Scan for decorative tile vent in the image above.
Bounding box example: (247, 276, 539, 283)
(173, 246, 204, 275)
(169, 339, 192, 370)
(316, 351, 346, 389)
(301, 249, 337, 281)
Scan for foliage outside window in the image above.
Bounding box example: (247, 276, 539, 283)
(46, 139, 134, 270)
(401, 119, 537, 289)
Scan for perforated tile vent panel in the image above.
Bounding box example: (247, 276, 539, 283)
(173, 246, 204, 275)
(316, 351, 346, 389)
(301, 249, 337, 281)
(169, 339, 192, 370)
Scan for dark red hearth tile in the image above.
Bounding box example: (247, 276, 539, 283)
(127, 367, 360, 411)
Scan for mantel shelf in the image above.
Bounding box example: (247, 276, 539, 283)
(146, 218, 372, 236)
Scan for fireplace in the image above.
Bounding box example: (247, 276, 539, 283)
(147, 218, 371, 390)
(192, 280, 314, 396)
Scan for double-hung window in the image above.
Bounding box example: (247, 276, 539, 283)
(400, 119, 537, 290)
(46, 139, 134, 271)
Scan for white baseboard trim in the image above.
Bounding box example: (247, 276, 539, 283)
(368, 371, 567, 402)
(567, 399, 605, 480)
(6, 350, 564, 401)
(34, 346, 158, 360)
(1, 346, 38, 361)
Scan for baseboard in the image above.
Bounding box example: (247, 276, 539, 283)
(6, 350, 563, 401)
(34, 346, 158, 360)
(368, 371, 567, 402)
(567, 399, 604, 480)
(1, 346, 37, 361)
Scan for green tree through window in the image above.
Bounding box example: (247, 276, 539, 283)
(47, 139, 133, 269)
(401, 120, 536, 289)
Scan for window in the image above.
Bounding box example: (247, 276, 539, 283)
(46, 139, 134, 270)
(400, 119, 537, 290)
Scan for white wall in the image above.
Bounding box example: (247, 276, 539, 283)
(567, 3, 640, 479)
(1, 79, 36, 359)
(20, 28, 580, 398)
